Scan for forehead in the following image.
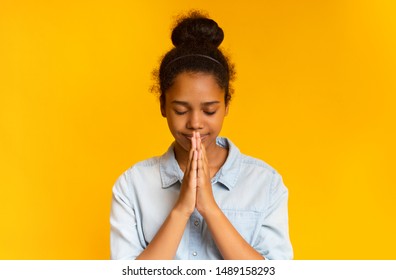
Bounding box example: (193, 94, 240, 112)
(166, 72, 225, 103)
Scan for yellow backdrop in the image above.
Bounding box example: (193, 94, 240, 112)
(1, 0, 395, 259)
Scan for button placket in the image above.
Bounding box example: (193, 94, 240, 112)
(194, 219, 200, 227)
(189, 211, 202, 259)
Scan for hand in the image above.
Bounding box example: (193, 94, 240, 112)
(195, 132, 218, 216)
(174, 132, 198, 217)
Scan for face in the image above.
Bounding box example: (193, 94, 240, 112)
(161, 72, 229, 153)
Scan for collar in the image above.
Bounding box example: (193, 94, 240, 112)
(159, 137, 242, 191)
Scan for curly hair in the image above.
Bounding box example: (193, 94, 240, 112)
(152, 11, 236, 108)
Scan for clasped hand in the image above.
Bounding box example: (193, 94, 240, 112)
(175, 131, 218, 217)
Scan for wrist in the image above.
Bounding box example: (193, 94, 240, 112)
(198, 202, 221, 220)
(173, 202, 194, 220)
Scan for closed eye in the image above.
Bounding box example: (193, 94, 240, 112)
(204, 111, 216, 115)
(174, 110, 188, 115)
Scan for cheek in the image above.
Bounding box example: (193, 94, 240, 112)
(167, 115, 184, 131)
(211, 115, 225, 129)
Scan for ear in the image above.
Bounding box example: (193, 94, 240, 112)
(225, 105, 229, 116)
(160, 104, 166, 118)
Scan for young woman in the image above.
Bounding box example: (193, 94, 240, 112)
(110, 11, 293, 260)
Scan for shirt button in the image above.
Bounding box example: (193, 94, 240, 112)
(192, 252, 197, 256)
(194, 220, 200, 227)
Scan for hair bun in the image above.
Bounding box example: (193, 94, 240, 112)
(171, 13, 224, 48)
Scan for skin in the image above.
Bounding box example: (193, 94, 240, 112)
(136, 72, 264, 260)
(161, 72, 229, 178)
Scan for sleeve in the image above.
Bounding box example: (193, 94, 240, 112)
(110, 172, 145, 259)
(254, 172, 293, 260)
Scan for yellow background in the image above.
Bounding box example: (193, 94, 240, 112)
(1, 0, 395, 259)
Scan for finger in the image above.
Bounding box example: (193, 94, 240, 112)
(197, 133, 204, 175)
(185, 132, 196, 173)
(197, 146, 203, 186)
(200, 143, 209, 174)
(185, 145, 195, 173)
(190, 149, 198, 183)
(192, 132, 198, 169)
(196, 132, 202, 159)
(192, 131, 196, 151)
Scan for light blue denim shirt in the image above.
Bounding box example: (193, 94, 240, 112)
(110, 137, 293, 260)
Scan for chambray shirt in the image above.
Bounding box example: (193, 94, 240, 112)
(110, 137, 293, 260)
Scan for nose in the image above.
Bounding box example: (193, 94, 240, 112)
(186, 111, 203, 130)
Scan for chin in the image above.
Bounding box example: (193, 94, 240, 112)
(174, 137, 191, 152)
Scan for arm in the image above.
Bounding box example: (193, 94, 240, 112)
(195, 133, 264, 260)
(135, 208, 190, 259)
(136, 134, 199, 259)
(256, 174, 293, 260)
(111, 179, 191, 260)
(110, 175, 143, 260)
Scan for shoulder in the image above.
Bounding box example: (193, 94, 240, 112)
(225, 136, 280, 179)
(219, 137, 285, 189)
(129, 156, 161, 170)
(239, 153, 285, 189)
(219, 137, 274, 172)
(112, 156, 162, 193)
(224, 137, 286, 194)
(116, 155, 160, 176)
(239, 153, 277, 174)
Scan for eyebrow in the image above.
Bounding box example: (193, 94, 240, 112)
(171, 101, 220, 106)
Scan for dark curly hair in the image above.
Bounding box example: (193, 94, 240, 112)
(153, 11, 235, 109)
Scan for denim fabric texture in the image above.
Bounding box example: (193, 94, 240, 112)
(110, 137, 293, 259)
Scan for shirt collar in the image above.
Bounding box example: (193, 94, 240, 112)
(159, 137, 242, 191)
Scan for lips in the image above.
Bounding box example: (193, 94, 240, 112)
(182, 133, 209, 141)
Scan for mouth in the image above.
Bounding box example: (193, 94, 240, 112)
(182, 133, 209, 141)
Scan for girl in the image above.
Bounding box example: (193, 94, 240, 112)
(110, 11, 293, 260)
